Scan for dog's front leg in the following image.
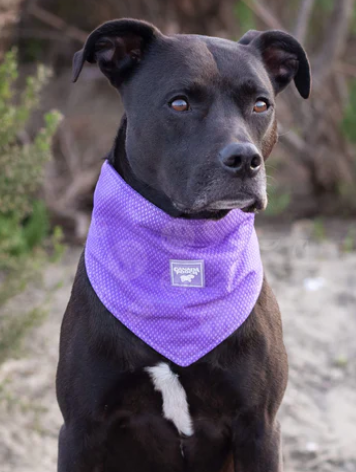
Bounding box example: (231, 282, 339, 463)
(58, 423, 104, 472)
(232, 415, 282, 472)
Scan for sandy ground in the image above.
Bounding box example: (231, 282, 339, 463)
(0, 221, 355, 472)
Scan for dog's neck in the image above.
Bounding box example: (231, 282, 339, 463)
(108, 115, 228, 221)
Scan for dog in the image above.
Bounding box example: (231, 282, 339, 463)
(56, 18, 310, 472)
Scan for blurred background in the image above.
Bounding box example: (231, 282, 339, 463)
(0, 1, 355, 471)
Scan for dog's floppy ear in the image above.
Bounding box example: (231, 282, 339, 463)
(72, 18, 162, 86)
(239, 29, 311, 99)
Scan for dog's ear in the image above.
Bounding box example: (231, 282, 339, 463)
(72, 18, 162, 86)
(238, 29, 311, 99)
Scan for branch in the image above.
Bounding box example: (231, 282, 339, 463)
(294, 0, 315, 43)
(313, 0, 354, 85)
(27, 4, 87, 43)
(240, 0, 284, 30)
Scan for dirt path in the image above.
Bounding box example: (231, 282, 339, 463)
(0, 223, 355, 472)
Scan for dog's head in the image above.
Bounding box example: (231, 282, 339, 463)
(73, 19, 310, 215)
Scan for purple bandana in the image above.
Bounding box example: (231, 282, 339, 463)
(85, 161, 263, 366)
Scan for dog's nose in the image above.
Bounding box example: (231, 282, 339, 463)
(219, 143, 262, 176)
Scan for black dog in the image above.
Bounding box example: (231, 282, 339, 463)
(57, 18, 310, 472)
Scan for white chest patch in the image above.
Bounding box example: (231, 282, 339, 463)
(145, 362, 194, 436)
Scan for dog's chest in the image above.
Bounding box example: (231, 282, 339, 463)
(139, 361, 241, 437)
(101, 359, 239, 471)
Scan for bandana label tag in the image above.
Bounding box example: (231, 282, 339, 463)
(170, 260, 205, 288)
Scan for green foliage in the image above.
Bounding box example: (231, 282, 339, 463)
(234, 1, 256, 35)
(312, 217, 326, 241)
(0, 49, 62, 270)
(264, 188, 291, 217)
(315, 0, 334, 12)
(341, 79, 356, 144)
(0, 49, 63, 363)
(341, 228, 356, 253)
(0, 201, 49, 263)
(333, 355, 348, 368)
(0, 49, 61, 221)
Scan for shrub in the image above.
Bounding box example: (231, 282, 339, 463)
(0, 49, 62, 268)
(0, 49, 62, 362)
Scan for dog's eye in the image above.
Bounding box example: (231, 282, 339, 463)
(170, 98, 189, 112)
(253, 100, 269, 113)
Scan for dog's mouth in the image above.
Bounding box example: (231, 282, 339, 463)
(206, 198, 265, 213)
(173, 195, 267, 215)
